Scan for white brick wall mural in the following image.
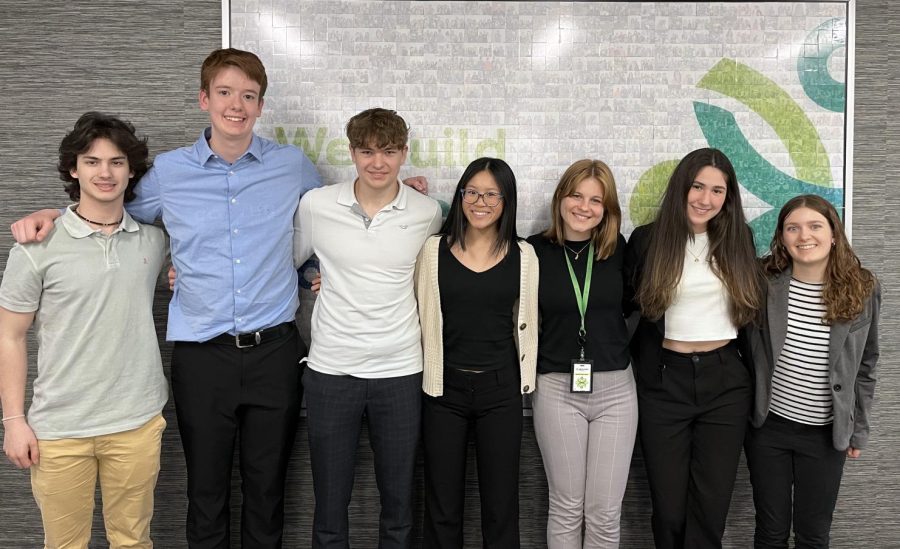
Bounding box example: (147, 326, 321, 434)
(230, 1, 850, 251)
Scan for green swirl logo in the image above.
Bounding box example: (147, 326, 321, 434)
(630, 18, 846, 253)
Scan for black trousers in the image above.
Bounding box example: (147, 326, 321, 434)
(423, 366, 523, 549)
(746, 413, 847, 549)
(303, 368, 422, 549)
(171, 324, 304, 549)
(636, 343, 752, 549)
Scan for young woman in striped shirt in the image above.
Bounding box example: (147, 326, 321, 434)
(748, 194, 881, 548)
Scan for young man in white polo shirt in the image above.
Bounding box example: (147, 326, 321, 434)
(293, 108, 441, 549)
(0, 112, 168, 548)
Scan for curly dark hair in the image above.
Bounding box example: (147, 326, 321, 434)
(57, 112, 150, 202)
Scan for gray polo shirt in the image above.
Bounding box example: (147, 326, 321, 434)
(0, 207, 168, 439)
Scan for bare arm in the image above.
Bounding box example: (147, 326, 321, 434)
(10, 209, 62, 244)
(0, 307, 39, 468)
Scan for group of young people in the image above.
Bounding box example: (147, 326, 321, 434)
(0, 46, 880, 549)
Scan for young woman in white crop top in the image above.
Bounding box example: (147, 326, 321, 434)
(625, 148, 763, 549)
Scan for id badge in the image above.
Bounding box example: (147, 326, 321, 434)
(570, 360, 594, 393)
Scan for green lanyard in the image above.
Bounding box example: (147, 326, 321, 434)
(564, 242, 593, 360)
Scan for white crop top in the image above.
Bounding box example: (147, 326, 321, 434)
(664, 233, 738, 341)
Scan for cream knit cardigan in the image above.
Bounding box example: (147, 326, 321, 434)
(416, 234, 539, 397)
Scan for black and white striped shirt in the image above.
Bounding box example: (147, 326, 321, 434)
(770, 278, 833, 425)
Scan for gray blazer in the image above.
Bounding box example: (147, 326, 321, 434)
(751, 268, 881, 451)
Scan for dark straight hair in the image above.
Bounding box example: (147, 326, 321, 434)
(440, 157, 519, 256)
(635, 147, 762, 327)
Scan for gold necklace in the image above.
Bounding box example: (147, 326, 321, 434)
(686, 239, 709, 263)
(564, 242, 590, 260)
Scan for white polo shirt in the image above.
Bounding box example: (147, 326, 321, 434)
(294, 180, 442, 378)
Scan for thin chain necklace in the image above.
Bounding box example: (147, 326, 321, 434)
(564, 242, 590, 260)
(686, 238, 709, 263)
(73, 208, 122, 227)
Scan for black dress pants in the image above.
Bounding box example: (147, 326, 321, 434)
(746, 413, 847, 549)
(423, 366, 523, 549)
(636, 343, 752, 549)
(171, 324, 304, 549)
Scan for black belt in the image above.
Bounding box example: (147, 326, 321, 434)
(208, 322, 295, 349)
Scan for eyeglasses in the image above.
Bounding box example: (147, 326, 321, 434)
(460, 189, 503, 207)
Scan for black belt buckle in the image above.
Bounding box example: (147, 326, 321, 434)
(235, 331, 262, 349)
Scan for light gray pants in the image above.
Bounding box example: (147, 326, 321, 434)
(532, 368, 638, 549)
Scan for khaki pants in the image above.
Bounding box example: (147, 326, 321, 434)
(30, 414, 166, 549)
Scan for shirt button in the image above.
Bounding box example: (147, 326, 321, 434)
(231, 198, 237, 204)
(833, 384, 842, 392)
(235, 259, 241, 264)
(236, 289, 241, 294)
(692, 355, 700, 363)
(228, 171, 235, 175)
(233, 229, 239, 234)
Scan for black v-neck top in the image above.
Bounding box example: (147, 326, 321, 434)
(438, 238, 520, 372)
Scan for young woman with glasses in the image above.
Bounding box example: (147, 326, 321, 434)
(416, 157, 539, 548)
(526, 159, 638, 548)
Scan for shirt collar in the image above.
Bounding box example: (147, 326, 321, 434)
(61, 205, 140, 239)
(336, 179, 408, 211)
(195, 127, 263, 165)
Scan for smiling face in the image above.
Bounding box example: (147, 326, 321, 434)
(199, 66, 263, 150)
(560, 177, 605, 240)
(781, 206, 834, 275)
(462, 170, 504, 233)
(350, 142, 408, 194)
(69, 137, 133, 208)
(685, 165, 728, 233)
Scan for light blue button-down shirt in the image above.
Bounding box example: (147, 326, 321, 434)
(128, 128, 321, 341)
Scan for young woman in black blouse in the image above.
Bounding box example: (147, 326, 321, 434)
(416, 157, 539, 548)
(527, 159, 637, 548)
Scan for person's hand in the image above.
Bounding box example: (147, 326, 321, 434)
(311, 274, 321, 295)
(402, 176, 429, 195)
(168, 266, 176, 291)
(10, 209, 61, 243)
(847, 447, 862, 459)
(3, 418, 39, 469)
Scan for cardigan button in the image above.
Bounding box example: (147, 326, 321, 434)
(523, 385, 530, 392)
(833, 384, 842, 392)
(521, 355, 525, 361)
(519, 323, 527, 330)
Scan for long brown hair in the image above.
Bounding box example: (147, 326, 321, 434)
(763, 194, 875, 323)
(636, 148, 762, 327)
(544, 159, 621, 260)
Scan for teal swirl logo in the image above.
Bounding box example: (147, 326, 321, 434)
(630, 18, 846, 253)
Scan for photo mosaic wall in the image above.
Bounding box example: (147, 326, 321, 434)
(230, 1, 850, 252)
